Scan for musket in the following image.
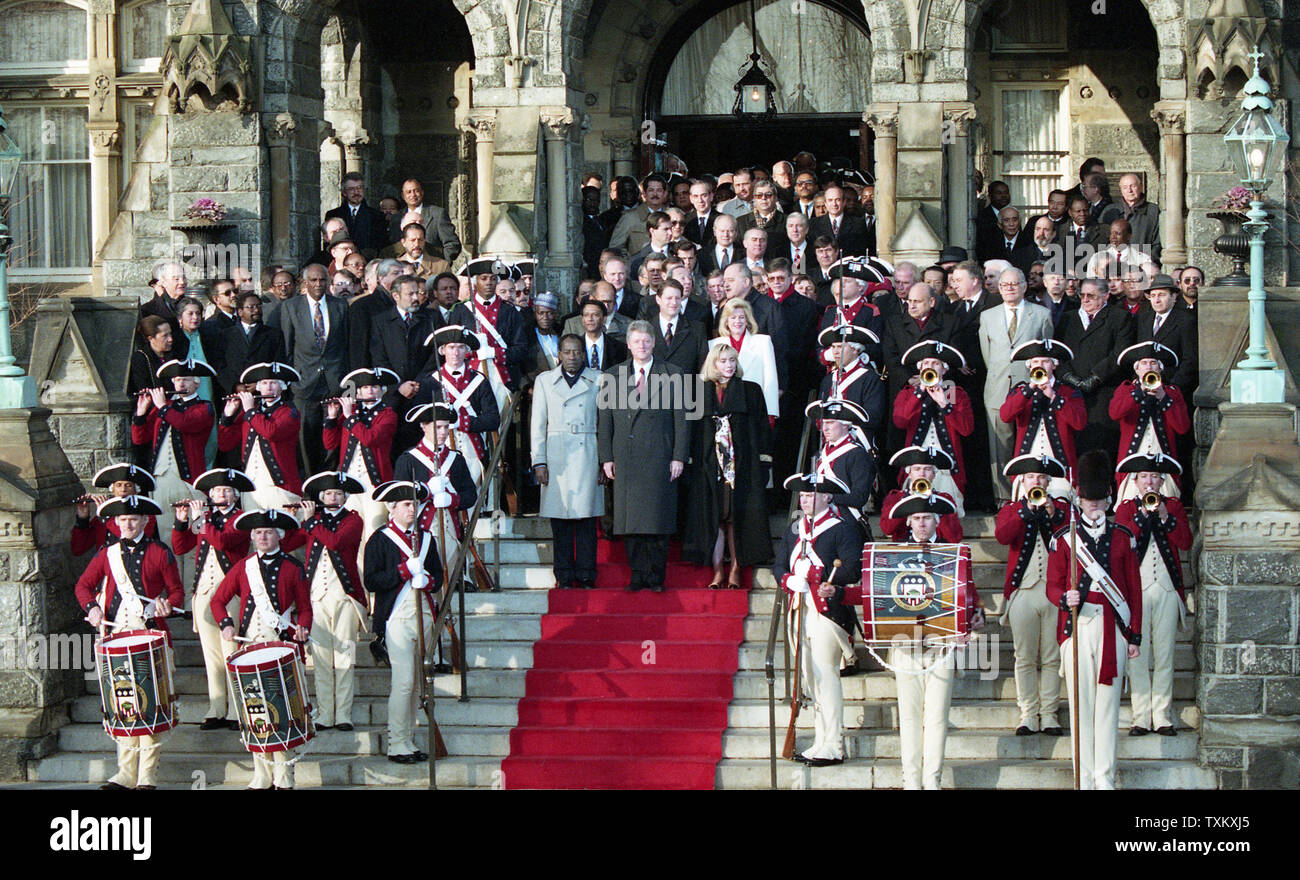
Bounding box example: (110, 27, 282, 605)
(1068, 469, 1081, 791)
(415, 559, 448, 760)
(784, 558, 841, 760)
(434, 507, 463, 674)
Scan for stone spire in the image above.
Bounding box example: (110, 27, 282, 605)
(161, 0, 254, 113)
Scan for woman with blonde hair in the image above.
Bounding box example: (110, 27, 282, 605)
(682, 344, 773, 588)
(710, 298, 779, 421)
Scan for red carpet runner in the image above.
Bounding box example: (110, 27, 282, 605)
(501, 538, 750, 789)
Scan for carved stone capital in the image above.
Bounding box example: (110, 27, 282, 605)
(601, 134, 637, 161)
(88, 125, 122, 155)
(1150, 102, 1186, 137)
(904, 49, 932, 84)
(862, 107, 899, 138)
(539, 107, 575, 141)
(265, 112, 299, 148)
(943, 105, 978, 137)
(463, 112, 497, 142)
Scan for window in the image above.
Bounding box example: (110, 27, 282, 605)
(121, 0, 167, 73)
(119, 100, 157, 191)
(5, 105, 92, 274)
(994, 86, 1068, 214)
(0, 0, 87, 74)
(991, 0, 1067, 53)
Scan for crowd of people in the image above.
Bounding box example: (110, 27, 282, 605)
(77, 150, 1199, 790)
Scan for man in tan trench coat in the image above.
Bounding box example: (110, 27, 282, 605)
(532, 333, 605, 588)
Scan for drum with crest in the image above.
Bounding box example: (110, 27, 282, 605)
(226, 641, 315, 753)
(95, 629, 178, 737)
(859, 543, 974, 644)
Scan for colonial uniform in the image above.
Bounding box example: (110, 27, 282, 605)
(772, 474, 865, 765)
(458, 258, 529, 407)
(1114, 453, 1191, 735)
(285, 473, 369, 730)
(1108, 342, 1189, 503)
(210, 510, 312, 790)
(394, 404, 479, 567)
(171, 468, 255, 725)
(322, 368, 400, 538)
(70, 464, 159, 556)
(894, 341, 974, 512)
(74, 497, 184, 790)
(880, 446, 963, 543)
(999, 340, 1085, 499)
(817, 324, 886, 448)
(217, 362, 304, 509)
(807, 398, 876, 541)
(419, 326, 502, 490)
(996, 454, 1069, 734)
(1046, 451, 1143, 790)
(364, 482, 444, 761)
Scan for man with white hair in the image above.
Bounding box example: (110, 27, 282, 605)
(1118, 173, 1161, 264)
(978, 267, 1053, 502)
(784, 212, 811, 273)
(140, 260, 190, 348)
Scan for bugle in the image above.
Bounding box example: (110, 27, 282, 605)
(919, 368, 941, 388)
(1141, 371, 1162, 392)
(1027, 486, 1048, 506)
(911, 478, 932, 496)
(1142, 491, 1161, 513)
(1029, 366, 1049, 385)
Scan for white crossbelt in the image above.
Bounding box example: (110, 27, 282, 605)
(383, 525, 432, 616)
(105, 542, 146, 627)
(245, 555, 292, 634)
(1076, 540, 1132, 628)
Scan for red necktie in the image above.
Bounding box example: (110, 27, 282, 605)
(636, 367, 646, 395)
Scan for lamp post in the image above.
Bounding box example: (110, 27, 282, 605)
(1225, 49, 1290, 404)
(0, 103, 37, 408)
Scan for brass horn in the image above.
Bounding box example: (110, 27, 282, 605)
(1029, 366, 1049, 384)
(920, 368, 941, 388)
(912, 478, 932, 496)
(1027, 486, 1048, 506)
(1141, 370, 1162, 392)
(1142, 491, 1161, 512)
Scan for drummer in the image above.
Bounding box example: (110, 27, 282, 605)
(880, 446, 963, 543)
(772, 472, 865, 767)
(218, 362, 304, 510)
(71, 463, 159, 557)
(285, 472, 369, 732)
(212, 509, 311, 791)
(172, 468, 256, 731)
(886, 492, 978, 790)
(74, 495, 184, 790)
(364, 481, 443, 765)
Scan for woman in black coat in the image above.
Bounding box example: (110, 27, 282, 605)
(682, 343, 774, 587)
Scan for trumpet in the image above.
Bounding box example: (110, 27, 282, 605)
(1027, 486, 1048, 506)
(1029, 366, 1049, 385)
(920, 368, 941, 388)
(911, 478, 932, 496)
(1142, 491, 1161, 512)
(1141, 371, 1162, 392)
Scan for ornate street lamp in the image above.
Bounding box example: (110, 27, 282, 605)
(0, 103, 37, 409)
(1224, 49, 1290, 404)
(732, 0, 777, 118)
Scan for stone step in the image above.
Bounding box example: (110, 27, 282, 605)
(725, 699, 1201, 731)
(736, 611, 1195, 644)
(731, 640, 1197, 672)
(726, 670, 1198, 702)
(714, 757, 1218, 789)
(722, 727, 1200, 761)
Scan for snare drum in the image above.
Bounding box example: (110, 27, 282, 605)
(95, 629, 178, 737)
(860, 543, 973, 644)
(227, 641, 314, 753)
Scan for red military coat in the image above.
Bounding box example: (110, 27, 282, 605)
(322, 403, 397, 484)
(995, 498, 1067, 600)
(1045, 520, 1142, 685)
(217, 399, 302, 494)
(1107, 382, 1190, 472)
(1114, 496, 1192, 601)
(209, 551, 312, 638)
(892, 383, 975, 490)
(71, 514, 159, 557)
(171, 506, 250, 580)
(998, 381, 1087, 471)
(130, 395, 214, 483)
(74, 537, 186, 640)
(281, 509, 366, 604)
(879, 488, 963, 543)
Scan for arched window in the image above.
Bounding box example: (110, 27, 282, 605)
(121, 0, 167, 73)
(0, 0, 87, 73)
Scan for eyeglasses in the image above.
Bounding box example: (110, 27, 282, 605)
(998, 282, 1023, 290)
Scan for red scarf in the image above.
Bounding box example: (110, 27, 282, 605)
(728, 333, 746, 352)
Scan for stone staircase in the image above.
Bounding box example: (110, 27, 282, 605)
(26, 512, 1217, 789)
(716, 512, 1217, 789)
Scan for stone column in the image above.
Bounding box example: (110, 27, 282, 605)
(1195, 402, 1300, 789)
(342, 130, 371, 177)
(466, 112, 497, 247)
(864, 105, 898, 261)
(602, 135, 636, 179)
(264, 112, 298, 268)
(944, 105, 977, 251)
(540, 108, 575, 264)
(86, 0, 120, 263)
(1152, 101, 1188, 268)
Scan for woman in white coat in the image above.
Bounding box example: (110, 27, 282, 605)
(531, 334, 605, 589)
(709, 299, 779, 422)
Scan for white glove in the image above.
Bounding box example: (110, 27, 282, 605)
(792, 558, 812, 579)
(476, 341, 495, 360)
(432, 490, 453, 509)
(787, 575, 810, 594)
(1185, 592, 1196, 614)
(409, 571, 430, 591)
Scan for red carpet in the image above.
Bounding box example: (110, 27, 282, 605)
(501, 538, 750, 789)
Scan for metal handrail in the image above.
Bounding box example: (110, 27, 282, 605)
(763, 584, 789, 790)
(426, 389, 521, 790)
(786, 388, 820, 519)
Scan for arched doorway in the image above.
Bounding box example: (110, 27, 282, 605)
(643, 0, 872, 174)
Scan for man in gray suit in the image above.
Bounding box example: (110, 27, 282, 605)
(268, 263, 350, 473)
(978, 267, 1054, 501)
(387, 178, 461, 262)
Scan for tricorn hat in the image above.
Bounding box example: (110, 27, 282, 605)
(302, 471, 367, 499)
(373, 480, 431, 504)
(157, 358, 217, 384)
(890, 445, 955, 471)
(425, 324, 477, 350)
(902, 340, 966, 371)
(1003, 453, 1067, 479)
(805, 397, 870, 429)
(93, 463, 156, 492)
(888, 492, 957, 519)
(460, 256, 510, 278)
(1117, 341, 1179, 374)
(341, 367, 400, 391)
(1116, 452, 1182, 476)
(240, 362, 301, 386)
(233, 509, 301, 532)
(193, 468, 256, 494)
(98, 495, 164, 518)
(405, 402, 456, 425)
(1012, 338, 1074, 363)
(817, 323, 879, 350)
(783, 471, 849, 496)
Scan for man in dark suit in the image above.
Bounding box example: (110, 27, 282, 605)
(722, 263, 787, 389)
(984, 205, 1028, 266)
(1057, 197, 1106, 277)
(809, 185, 872, 256)
(370, 275, 434, 455)
(883, 282, 954, 410)
(646, 281, 708, 374)
(600, 257, 640, 321)
(974, 180, 1012, 262)
(324, 172, 388, 256)
(736, 180, 787, 257)
(387, 178, 461, 261)
(268, 263, 350, 474)
(1025, 189, 1070, 239)
(573, 299, 628, 372)
(347, 259, 403, 370)
(1137, 275, 1197, 393)
(768, 258, 823, 489)
(199, 277, 240, 386)
(1014, 215, 1062, 276)
(216, 292, 287, 396)
(685, 179, 720, 247)
(1056, 278, 1136, 457)
(139, 260, 189, 340)
(627, 211, 675, 279)
(580, 186, 608, 280)
(698, 214, 743, 276)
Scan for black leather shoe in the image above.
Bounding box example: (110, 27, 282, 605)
(412, 751, 429, 762)
(790, 754, 809, 764)
(1129, 726, 1150, 737)
(839, 663, 863, 677)
(200, 717, 226, 731)
(806, 757, 844, 767)
(388, 753, 417, 765)
(578, 581, 596, 590)
(99, 782, 128, 791)
(226, 719, 242, 731)
(273, 786, 292, 791)
(1041, 727, 1065, 737)
(336, 722, 354, 732)
(133, 785, 156, 791)
(1015, 725, 1036, 736)
(316, 724, 334, 731)
(1155, 726, 1177, 737)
